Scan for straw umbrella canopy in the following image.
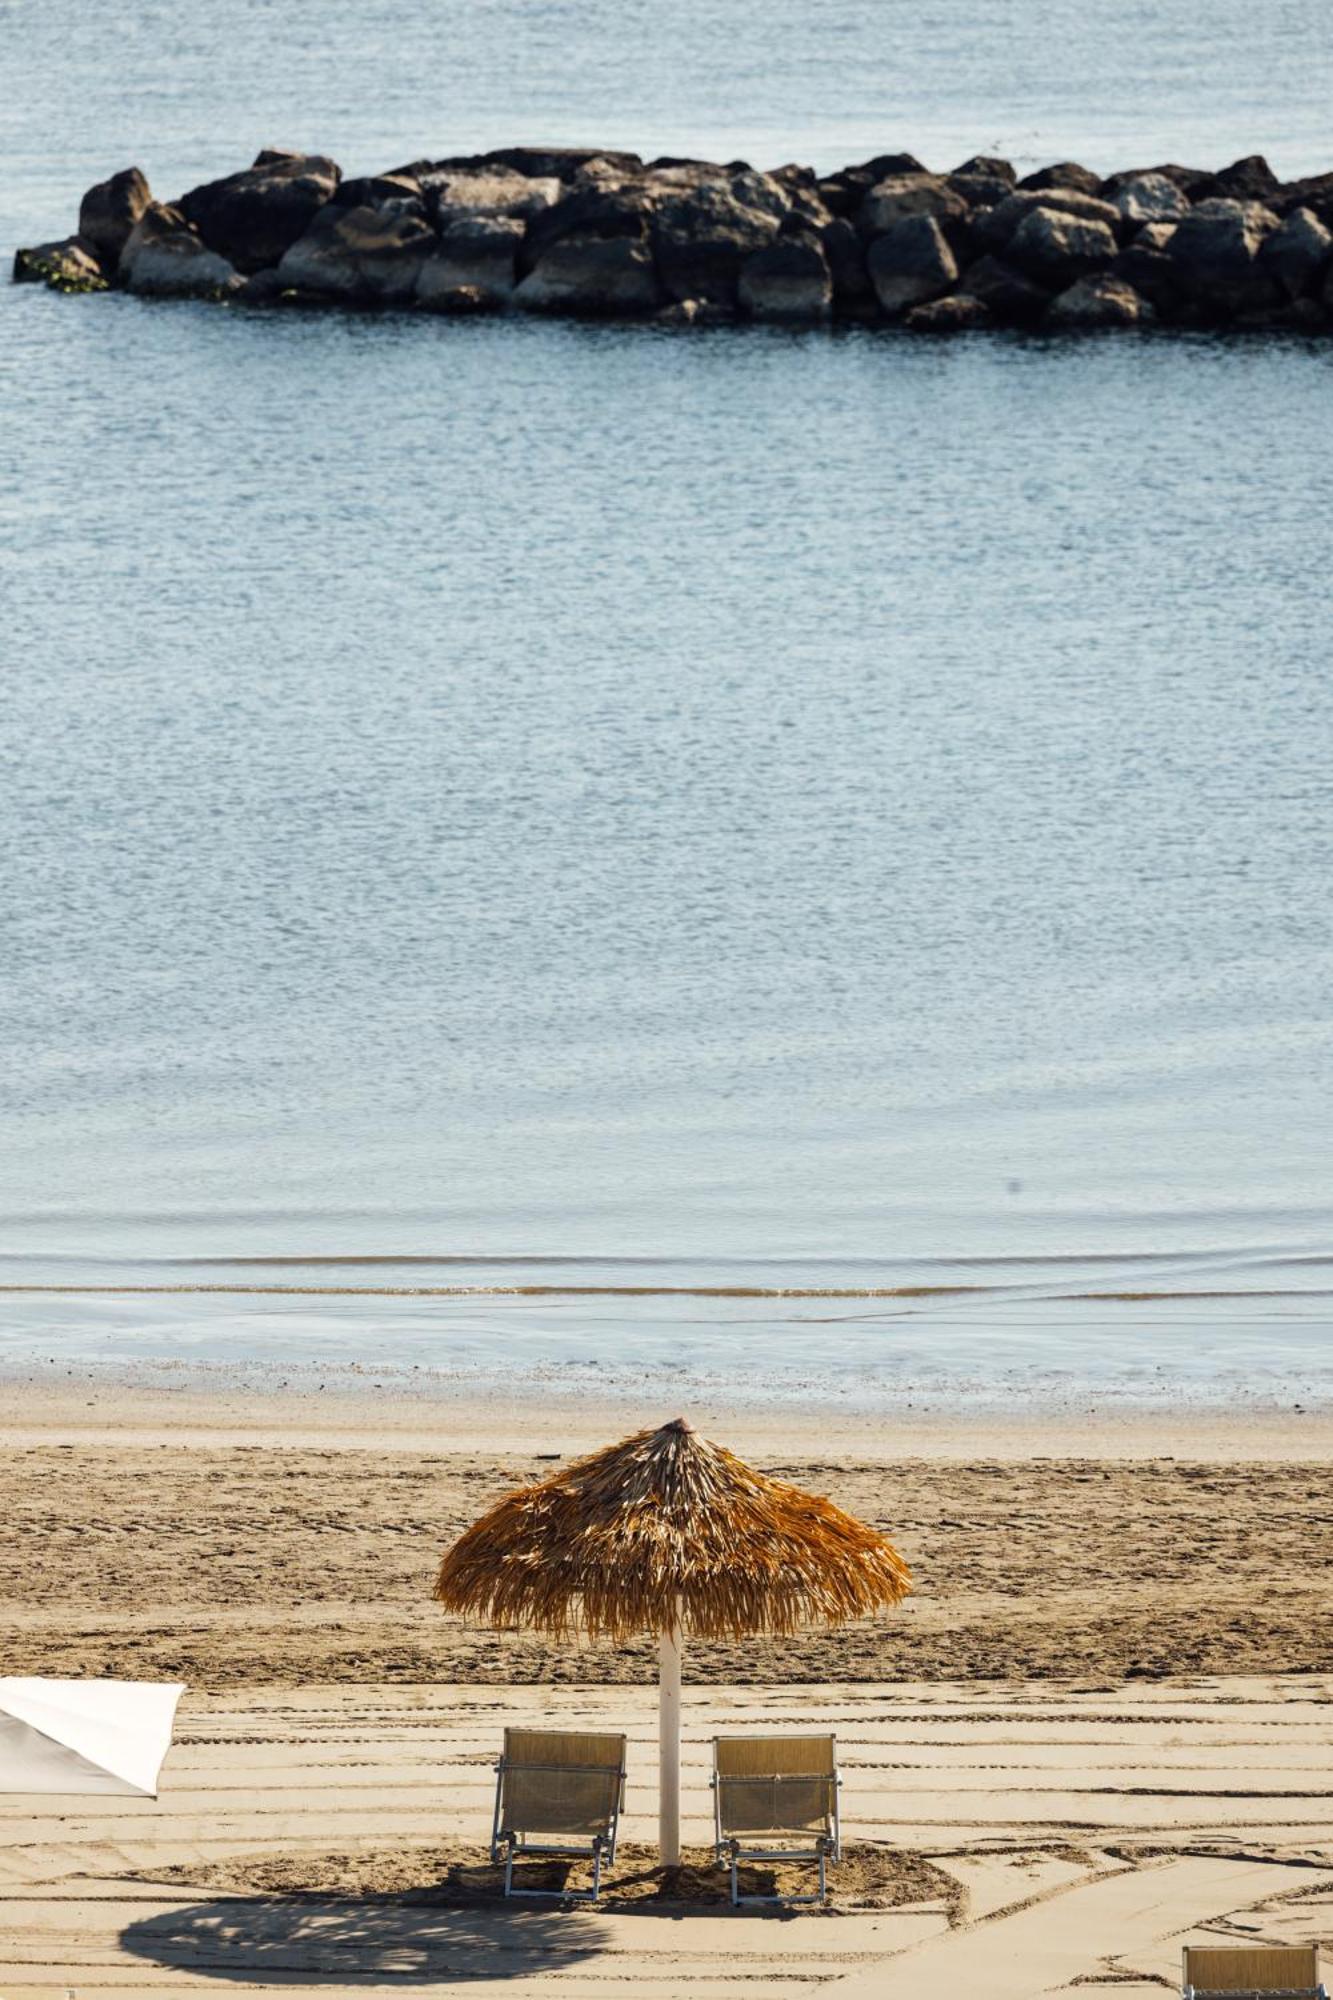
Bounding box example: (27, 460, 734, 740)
(434, 1416, 911, 1865)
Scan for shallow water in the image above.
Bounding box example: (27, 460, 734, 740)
(4, 0, 1333, 1400)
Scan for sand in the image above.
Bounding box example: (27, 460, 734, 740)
(3, 1382, 1332, 1993)
(3, 1383, 1331, 1686)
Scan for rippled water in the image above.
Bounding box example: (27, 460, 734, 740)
(5, 0, 1333, 1399)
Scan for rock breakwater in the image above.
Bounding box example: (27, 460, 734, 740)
(15, 145, 1333, 331)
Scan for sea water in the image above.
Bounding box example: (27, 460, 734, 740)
(3, 0, 1333, 1405)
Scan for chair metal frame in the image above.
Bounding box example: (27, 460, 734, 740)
(490, 1730, 627, 1903)
(711, 1734, 841, 1907)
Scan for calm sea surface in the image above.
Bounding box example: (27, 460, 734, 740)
(3, 0, 1333, 1403)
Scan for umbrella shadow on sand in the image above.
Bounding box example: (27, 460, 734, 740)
(119, 1893, 612, 1983)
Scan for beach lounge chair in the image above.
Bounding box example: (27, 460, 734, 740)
(490, 1727, 626, 1901)
(712, 1733, 840, 1905)
(1182, 1945, 1327, 1998)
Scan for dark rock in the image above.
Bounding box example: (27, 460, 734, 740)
(1211, 154, 1281, 203)
(1112, 173, 1190, 227)
(817, 153, 929, 218)
(523, 184, 657, 270)
(1276, 171, 1333, 227)
(1259, 207, 1333, 300)
(1018, 161, 1102, 195)
(953, 154, 1016, 185)
(652, 178, 785, 306)
(1234, 294, 1327, 331)
(417, 215, 525, 309)
(179, 153, 340, 274)
(820, 216, 875, 314)
(334, 173, 423, 209)
(1102, 162, 1216, 202)
(858, 173, 968, 239)
(977, 186, 1123, 252)
(514, 235, 662, 314)
(866, 214, 958, 316)
(1048, 273, 1154, 326)
(947, 172, 1016, 209)
(274, 200, 435, 302)
(738, 235, 831, 320)
(119, 203, 242, 297)
(485, 145, 643, 181)
(1110, 226, 1182, 310)
(958, 253, 1052, 325)
(904, 291, 992, 330)
(1167, 197, 1281, 315)
(78, 167, 151, 269)
(13, 234, 107, 289)
(1008, 205, 1118, 286)
(235, 266, 285, 305)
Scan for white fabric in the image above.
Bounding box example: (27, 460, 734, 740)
(0, 1678, 184, 1796)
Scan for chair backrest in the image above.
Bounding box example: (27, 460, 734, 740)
(714, 1734, 837, 1836)
(498, 1728, 626, 1838)
(1183, 1944, 1322, 1994)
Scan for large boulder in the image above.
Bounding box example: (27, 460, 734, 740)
(952, 153, 1017, 184)
(1110, 223, 1182, 310)
(484, 145, 643, 181)
(1019, 161, 1102, 195)
(78, 167, 151, 269)
(514, 235, 662, 314)
(1008, 205, 1117, 286)
(816, 153, 927, 218)
(1112, 172, 1190, 227)
(651, 176, 785, 306)
(1276, 171, 1333, 227)
(857, 172, 967, 239)
(1210, 154, 1281, 203)
(420, 166, 561, 227)
(417, 215, 525, 309)
(13, 235, 107, 289)
(958, 253, 1052, 325)
(275, 200, 435, 302)
(904, 291, 992, 331)
(977, 185, 1123, 252)
(178, 152, 340, 273)
(119, 203, 242, 297)
(947, 170, 1016, 208)
(1048, 273, 1154, 326)
(523, 183, 658, 269)
(866, 213, 958, 316)
(737, 233, 831, 320)
(1166, 198, 1280, 314)
(1259, 207, 1332, 300)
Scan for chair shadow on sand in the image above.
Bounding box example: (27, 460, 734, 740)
(119, 1891, 613, 1984)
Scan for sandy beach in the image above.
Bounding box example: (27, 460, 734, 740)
(2, 1383, 1331, 1992)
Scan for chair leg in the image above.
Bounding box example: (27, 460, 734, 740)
(591, 1842, 602, 1903)
(504, 1840, 515, 1898)
(730, 1849, 739, 1907)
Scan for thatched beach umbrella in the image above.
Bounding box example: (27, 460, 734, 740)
(434, 1417, 911, 1865)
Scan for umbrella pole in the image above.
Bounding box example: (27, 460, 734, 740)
(658, 1610, 682, 1867)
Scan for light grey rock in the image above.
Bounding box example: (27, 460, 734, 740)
(1048, 273, 1154, 325)
(422, 167, 561, 227)
(1008, 205, 1118, 285)
(858, 173, 967, 239)
(652, 178, 784, 305)
(417, 215, 525, 308)
(978, 186, 1122, 251)
(78, 167, 151, 268)
(514, 234, 662, 314)
(1113, 173, 1190, 227)
(737, 234, 831, 320)
(1259, 206, 1333, 299)
(1167, 197, 1280, 313)
(866, 214, 958, 315)
(119, 204, 242, 297)
(275, 201, 435, 302)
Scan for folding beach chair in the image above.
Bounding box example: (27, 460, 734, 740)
(712, 1733, 840, 1905)
(1182, 1945, 1327, 1998)
(490, 1727, 626, 1901)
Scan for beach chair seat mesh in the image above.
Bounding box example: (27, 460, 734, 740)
(1183, 1944, 1324, 1996)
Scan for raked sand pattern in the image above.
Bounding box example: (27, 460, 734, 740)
(0, 1678, 1330, 1993)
